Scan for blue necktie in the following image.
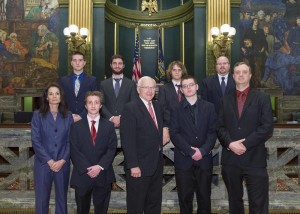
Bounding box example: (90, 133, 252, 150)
(221, 77, 226, 95)
(114, 78, 121, 97)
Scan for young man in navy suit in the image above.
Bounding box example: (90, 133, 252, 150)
(99, 54, 138, 127)
(120, 76, 169, 214)
(217, 62, 273, 214)
(70, 91, 117, 214)
(60, 51, 97, 122)
(201, 56, 235, 114)
(169, 75, 217, 214)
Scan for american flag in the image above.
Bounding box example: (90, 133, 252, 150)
(156, 29, 166, 83)
(132, 32, 142, 83)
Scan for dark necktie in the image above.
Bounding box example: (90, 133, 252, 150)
(221, 77, 226, 95)
(237, 92, 246, 118)
(91, 120, 96, 145)
(114, 78, 121, 97)
(176, 84, 182, 102)
(148, 101, 158, 129)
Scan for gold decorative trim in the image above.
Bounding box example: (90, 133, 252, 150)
(105, 0, 194, 28)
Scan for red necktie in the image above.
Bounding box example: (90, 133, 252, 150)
(237, 92, 245, 118)
(176, 84, 182, 102)
(91, 120, 96, 145)
(148, 102, 158, 129)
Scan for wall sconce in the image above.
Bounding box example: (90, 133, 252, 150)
(210, 24, 236, 58)
(63, 24, 89, 55)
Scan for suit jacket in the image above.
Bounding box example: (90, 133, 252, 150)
(31, 110, 73, 164)
(59, 72, 97, 118)
(201, 73, 235, 113)
(99, 76, 138, 119)
(120, 98, 164, 176)
(70, 117, 117, 195)
(157, 82, 180, 125)
(217, 89, 273, 167)
(169, 98, 217, 170)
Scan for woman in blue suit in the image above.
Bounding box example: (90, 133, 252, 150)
(31, 82, 73, 214)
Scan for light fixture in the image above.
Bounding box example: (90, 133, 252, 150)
(211, 24, 236, 58)
(63, 24, 89, 54)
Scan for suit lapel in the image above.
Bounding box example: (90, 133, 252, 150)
(167, 82, 178, 101)
(225, 74, 235, 94)
(213, 75, 223, 97)
(240, 89, 255, 120)
(118, 77, 129, 99)
(138, 98, 159, 132)
(82, 117, 94, 146)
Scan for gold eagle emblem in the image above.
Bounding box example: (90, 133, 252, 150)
(141, 0, 158, 16)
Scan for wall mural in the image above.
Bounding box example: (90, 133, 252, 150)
(0, 0, 59, 95)
(240, 0, 300, 95)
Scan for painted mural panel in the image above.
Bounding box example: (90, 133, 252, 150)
(240, 0, 300, 95)
(0, 0, 59, 95)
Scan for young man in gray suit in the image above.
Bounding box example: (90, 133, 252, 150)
(99, 54, 138, 127)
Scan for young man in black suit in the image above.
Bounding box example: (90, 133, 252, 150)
(59, 51, 97, 122)
(201, 56, 235, 114)
(120, 76, 169, 214)
(217, 62, 273, 214)
(169, 75, 217, 214)
(158, 60, 188, 123)
(70, 91, 117, 214)
(99, 54, 138, 127)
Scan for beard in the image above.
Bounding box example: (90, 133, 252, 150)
(112, 68, 124, 75)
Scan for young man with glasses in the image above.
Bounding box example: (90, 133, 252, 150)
(169, 75, 217, 214)
(201, 56, 235, 114)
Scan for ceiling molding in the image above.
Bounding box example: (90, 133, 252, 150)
(105, 0, 194, 29)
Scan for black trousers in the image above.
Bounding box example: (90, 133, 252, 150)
(222, 164, 269, 214)
(75, 183, 111, 214)
(175, 166, 213, 214)
(125, 158, 163, 214)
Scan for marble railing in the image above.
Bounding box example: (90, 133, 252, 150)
(0, 124, 299, 212)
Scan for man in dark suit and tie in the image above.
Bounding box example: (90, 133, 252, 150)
(99, 54, 138, 127)
(158, 60, 188, 123)
(59, 51, 97, 122)
(217, 62, 273, 214)
(120, 76, 169, 214)
(70, 91, 117, 214)
(201, 56, 235, 114)
(169, 75, 217, 214)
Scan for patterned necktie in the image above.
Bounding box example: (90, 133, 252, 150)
(176, 84, 182, 102)
(74, 75, 80, 96)
(91, 120, 96, 145)
(114, 78, 121, 97)
(148, 101, 158, 129)
(221, 77, 226, 96)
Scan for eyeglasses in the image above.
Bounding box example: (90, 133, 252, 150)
(216, 62, 229, 66)
(181, 83, 196, 89)
(139, 86, 156, 90)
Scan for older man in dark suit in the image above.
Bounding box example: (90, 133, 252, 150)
(59, 51, 97, 122)
(169, 75, 217, 214)
(120, 76, 169, 214)
(201, 56, 235, 114)
(99, 54, 138, 127)
(70, 91, 117, 214)
(217, 62, 273, 214)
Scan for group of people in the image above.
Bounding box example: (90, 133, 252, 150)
(31, 52, 274, 214)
